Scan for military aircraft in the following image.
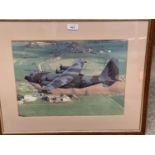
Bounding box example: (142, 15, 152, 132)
(24, 58, 119, 93)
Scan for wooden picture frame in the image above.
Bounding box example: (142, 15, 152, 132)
(0, 20, 154, 135)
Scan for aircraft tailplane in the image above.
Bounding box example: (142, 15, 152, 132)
(100, 58, 119, 86)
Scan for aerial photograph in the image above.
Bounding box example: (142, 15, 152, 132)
(12, 40, 128, 116)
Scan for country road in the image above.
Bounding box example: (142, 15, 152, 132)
(31, 81, 125, 96)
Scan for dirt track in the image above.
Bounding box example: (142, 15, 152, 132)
(31, 81, 125, 96)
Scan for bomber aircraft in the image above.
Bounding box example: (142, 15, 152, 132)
(24, 58, 119, 93)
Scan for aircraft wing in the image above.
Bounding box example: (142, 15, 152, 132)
(61, 59, 86, 76)
(41, 75, 73, 92)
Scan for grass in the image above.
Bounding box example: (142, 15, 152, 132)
(18, 95, 124, 116)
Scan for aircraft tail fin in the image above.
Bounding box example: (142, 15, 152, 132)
(100, 58, 119, 86)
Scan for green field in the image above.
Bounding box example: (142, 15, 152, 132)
(19, 96, 124, 116)
(12, 40, 128, 116)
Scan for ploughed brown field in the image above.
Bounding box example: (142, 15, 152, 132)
(31, 81, 125, 96)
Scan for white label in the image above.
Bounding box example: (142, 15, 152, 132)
(67, 23, 79, 31)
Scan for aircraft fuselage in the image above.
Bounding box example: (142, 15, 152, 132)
(25, 72, 101, 88)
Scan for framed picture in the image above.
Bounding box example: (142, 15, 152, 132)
(0, 20, 154, 134)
